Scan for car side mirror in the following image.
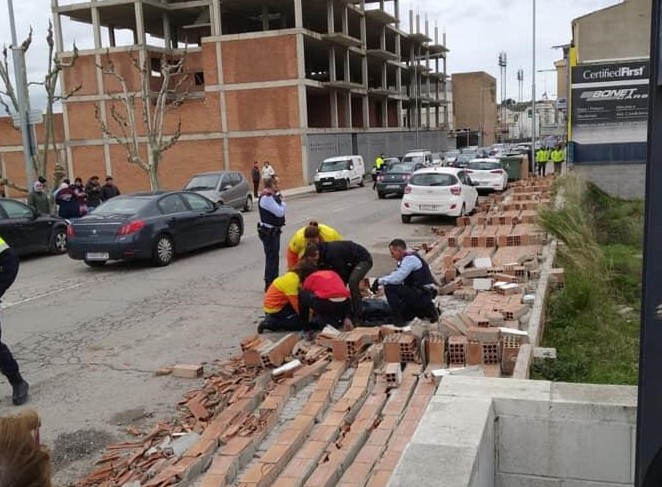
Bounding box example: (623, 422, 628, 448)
(31, 208, 40, 219)
(349, 165, 354, 170)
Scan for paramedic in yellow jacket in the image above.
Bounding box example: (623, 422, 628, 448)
(286, 221, 342, 269)
(258, 260, 317, 333)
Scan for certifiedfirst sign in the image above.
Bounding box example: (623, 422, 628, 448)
(572, 61, 649, 127)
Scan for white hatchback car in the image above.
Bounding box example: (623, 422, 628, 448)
(465, 158, 508, 192)
(400, 167, 479, 223)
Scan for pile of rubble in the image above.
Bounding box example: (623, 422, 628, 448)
(75, 177, 564, 487)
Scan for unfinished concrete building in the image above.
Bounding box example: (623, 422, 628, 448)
(45, 0, 449, 191)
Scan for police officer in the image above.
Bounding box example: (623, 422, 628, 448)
(371, 238, 439, 326)
(551, 145, 565, 175)
(258, 176, 286, 291)
(372, 153, 384, 190)
(535, 146, 549, 177)
(0, 237, 29, 405)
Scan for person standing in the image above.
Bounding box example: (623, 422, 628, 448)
(535, 146, 549, 177)
(100, 176, 120, 201)
(251, 161, 261, 198)
(27, 181, 51, 215)
(372, 153, 384, 190)
(304, 240, 373, 322)
(0, 237, 29, 405)
(261, 161, 275, 183)
(85, 176, 102, 211)
(55, 182, 79, 220)
(371, 238, 439, 326)
(258, 176, 286, 291)
(72, 178, 88, 217)
(551, 145, 565, 175)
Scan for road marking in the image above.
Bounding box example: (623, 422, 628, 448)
(332, 206, 349, 213)
(3, 282, 88, 309)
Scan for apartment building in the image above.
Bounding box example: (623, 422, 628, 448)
(451, 72, 497, 147)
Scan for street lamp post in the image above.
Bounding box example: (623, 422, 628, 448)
(531, 0, 536, 154)
(7, 0, 35, 189)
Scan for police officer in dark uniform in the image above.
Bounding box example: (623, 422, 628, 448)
(0, 236, 29, 405)
(371, 238, 439, 326)
(258, 176, 286, 291)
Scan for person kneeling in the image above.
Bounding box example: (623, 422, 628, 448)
(258, 262, 316, 333)
(299, 269, 354, 332)
(371, 238, 439, 326)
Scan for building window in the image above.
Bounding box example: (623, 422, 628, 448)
(194, 72, 205, 86)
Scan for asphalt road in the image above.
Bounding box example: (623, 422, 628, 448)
(0, 185, 458, 483)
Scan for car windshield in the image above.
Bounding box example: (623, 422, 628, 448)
(93, 197, 151, 216)
(387, 163, 416, 173)
(185, 174, 221, 191)
(319, 159, 351, 172)
(402, 155, 425, 164)
(445, 151, 460, 157)
(468, 161, 501, 170)
(410, 173, 457, 187)
(457, 154, 473, 162)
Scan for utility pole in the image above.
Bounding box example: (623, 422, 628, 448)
(517, 68, 524, 103)
(7, 0, 36, 189)
(498, 52, 507, 142)
(531, 0, 537, 155)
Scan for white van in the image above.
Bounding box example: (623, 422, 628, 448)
(314, 155, 366, 192)
(402, 149, 433, 167)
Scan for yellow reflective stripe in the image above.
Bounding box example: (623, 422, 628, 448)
(0, 237, 8, 253)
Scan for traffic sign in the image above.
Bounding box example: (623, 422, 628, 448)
(12, 109, 43, 128)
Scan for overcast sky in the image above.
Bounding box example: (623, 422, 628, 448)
(0, 0, 621, 108)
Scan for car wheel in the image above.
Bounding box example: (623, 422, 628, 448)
(316, 187, 322, 193)
(359, 177, 365, 187)
(377, 191, 385, 199)
(344, 179, 350, 191)
(242, 195, 253, 212)
(225, 220, 242, 247)
(502, 179, 508, 191)
(459, 204, 466, 217)
(49, 228, 68, 254)
(473, 196, 479, 214)
(152, 234, 175, 267)
(401, 215, 412, 223)
(84, 260, 106, 268)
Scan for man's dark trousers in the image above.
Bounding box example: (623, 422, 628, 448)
(348, 260, 373, 319)
(263, 303, 305, 332)
(384, 283, 435, 323)
(0, 249, 21, 385)
(253, 180, 260, 198)
(259, 226, 281, 291)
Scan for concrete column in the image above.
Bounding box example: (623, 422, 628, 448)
(134, 1, 146, 45)
(162, 13, 171, 49)
(329, 47, 337, 81)
(211, 0, 222, 35)
(262, 5, 269, 31)
(327, 0, 335, 33)
(346, 92, 352, 127)
(109, 25, 116, 47)
(380, 27, 386, 50)
(341, 6, 348, 35)
(344, 49, 350, 82)
(394, 0, 400, 28)
(363, 94, 370, 128)
(52, 13, 64, 52)
(398, 99, 403, 127)
(382, 98, 388, 127)
(330, 92, 338, 127)
(294, 0, 303, 29)
(91, 6, 102, 49)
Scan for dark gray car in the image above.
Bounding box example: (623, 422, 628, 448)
(183, 171, 253, 212)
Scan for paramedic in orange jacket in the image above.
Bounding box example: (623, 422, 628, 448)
(286, 221, 342, 269)
(258, 261, 317, 333)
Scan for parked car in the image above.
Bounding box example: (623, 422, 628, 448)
(444, 150, 460, 166)
(466, 158, 509, 192)
(402, 150, 433, 167)
(183, 171, 253, 212)
(400, 167, 480, 223)
(431, 152, 443, 166)
(314, 155, 365, 192)
(0, 198, 68, 256)
(375, 161, 423, 198)
(67, 191, 244, 267)
(451, 153, 475, 168)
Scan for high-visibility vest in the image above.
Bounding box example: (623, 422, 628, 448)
(0, 236, 9, 254)
(535, 150, 546, 163)
(375, 157, 384, 170)
(551, 149, 565, 163)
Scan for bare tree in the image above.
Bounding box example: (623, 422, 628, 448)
(0, 23, 79, 193)
(95, 51, 189, 190)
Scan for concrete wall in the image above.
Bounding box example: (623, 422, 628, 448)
(390, 376, 637, 487)
(572, 163, 645, 199)
(451, 72, 498, 146)
(572, 0, 650, 64)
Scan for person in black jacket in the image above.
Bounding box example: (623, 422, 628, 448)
(85, 176, 102, 211)
(100, 176, 121, 201)
(303, 240, 373, 321)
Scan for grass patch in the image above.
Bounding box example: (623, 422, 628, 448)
(531, 176, 642, 385)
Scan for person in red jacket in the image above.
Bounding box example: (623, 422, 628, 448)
(299, 269, 353, 332)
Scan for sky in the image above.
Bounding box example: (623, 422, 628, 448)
(0, 0, 621, 109)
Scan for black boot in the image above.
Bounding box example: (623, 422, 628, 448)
(12, 380, 29, 406)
